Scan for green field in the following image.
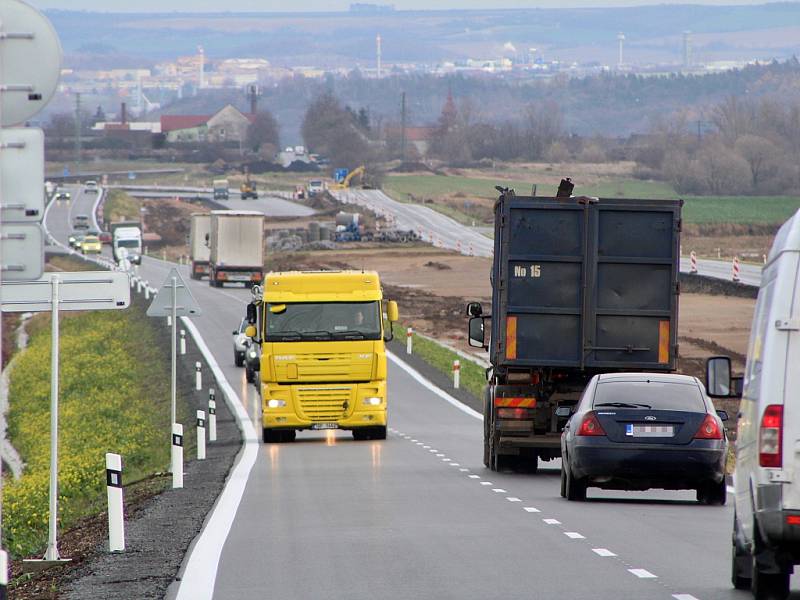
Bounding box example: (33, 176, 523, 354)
(383, 174, 800, 225)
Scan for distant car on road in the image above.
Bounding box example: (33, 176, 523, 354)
(80, 235, 102, 254)
(72, 234, 87, 251)
(560, 373, 728, 504)
(55, 190, 71, 202)
(98, 231, 112, 245)
(84, 180, 99, 193)
(68, 231, 83, 249)
(72, 214, 90, 230)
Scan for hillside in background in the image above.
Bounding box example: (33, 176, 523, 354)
(47, 4, 800, 68)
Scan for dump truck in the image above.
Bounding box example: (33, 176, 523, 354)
(213, 179, 229, 201)
(208, 210, 265, 288)
(189, 213, 211, 279)
(242, 270, 399, 442)
(467, 181, 682, 472)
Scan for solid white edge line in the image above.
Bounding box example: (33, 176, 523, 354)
(387, 351, 482, 421)
(170, 317, 259, 600)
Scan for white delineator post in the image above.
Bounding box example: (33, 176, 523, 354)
(144, 285, 150, 300)
(453, 360, 460, 390)
(171, 424, 184, 489)
(105, 453, 125, 552)
(196, 410, 206, 460)
(406, 327, 413, 355)
(690, 251, 698, 274)
(732, 256, 741, 283)
(195, 361, 202, 391)
(208, 389, 217, 442)
(180, 329, 186, 355)
(45, 276, 62, 561)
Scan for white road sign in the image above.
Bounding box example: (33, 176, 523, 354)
(0, 271, 131, 312)
(1, 222, 43, 281)
(147, 268, 202, 317)
(0, 0, 62, 127)
(0, 128, 44, 223)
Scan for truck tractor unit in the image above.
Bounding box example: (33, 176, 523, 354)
(112, 224, 143, 265)
(213, 179, 230, 201)
(243, 270, 399, 443)
(467, 183, 682, 472)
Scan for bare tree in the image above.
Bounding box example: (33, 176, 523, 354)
(734, 134, 779, 190)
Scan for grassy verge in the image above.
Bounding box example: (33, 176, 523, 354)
(682, 196, 800, 224)
(103, 189, 142, 224)
(3, 298, 172, 558)
(392, 323, 486, 400)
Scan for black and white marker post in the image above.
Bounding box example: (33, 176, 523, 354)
(172, 423, 183, 489)
(105, 453, 125, 552)
(208, 388, 217, 442)
(195, 361, 202, 391)
(196, 410, 206, 460)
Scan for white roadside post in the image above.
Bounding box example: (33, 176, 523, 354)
(406, 327, 413, 355)
(105, 453, 125, 552)
(180, 329, 186, 355)
(195, 361, 202, 391)
(453, 360, 460, 390)
(208, 389, 217, 442)
(196, 410, 206, 460)
(171, 424, 184, 489)
(44, 276, 61, 561)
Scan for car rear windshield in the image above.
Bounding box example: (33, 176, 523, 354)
(593, 380, 705, 412)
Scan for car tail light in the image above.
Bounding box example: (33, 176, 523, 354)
(497, 407, 530, 419)
(577, 412, 606, 436)
(759, 404, 783, 468)
(694, 414, 723, 440)
(786, 515, 800, 526)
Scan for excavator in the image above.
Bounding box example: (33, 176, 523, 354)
(330, 165, 365, 190)
(240, 167, 258, 200)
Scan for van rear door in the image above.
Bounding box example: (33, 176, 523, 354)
(779, 251, 800, 510)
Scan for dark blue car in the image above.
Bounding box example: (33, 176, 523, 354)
(561, 373, 728, 504)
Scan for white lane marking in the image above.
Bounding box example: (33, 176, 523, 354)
(435, 453, 445, 457)
(672, 595, 701, 600)
(442, 458, 451, 462)
(416, 442, 424, 445)
(592, 548, 617, 557)
(388, 352, 482, 420)
(449, 462, 460, 466)
(411, 439, 418, 442)
(480, 481, 493, 486)
(460, 468, 470, 472)
(543, 518, 561, 525)
(628, 569, 657, 579)
(727, 485, 735, 494)
(564, 532, 585, 539)
(423, 445, 430, 449)
(523, 507, 540, 513)
(173, 318, 259, 600)
(492, 488, 507, 493)
(506, 497, 521, 502)
(468, 474, 480, 479)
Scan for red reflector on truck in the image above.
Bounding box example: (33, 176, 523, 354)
(497, 408, 530, 419)
(506, 316, 517, 360)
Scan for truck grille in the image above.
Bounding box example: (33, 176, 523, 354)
(296, 387, 352, 422)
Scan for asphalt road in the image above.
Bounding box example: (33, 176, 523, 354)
(46, 186, 780, 600)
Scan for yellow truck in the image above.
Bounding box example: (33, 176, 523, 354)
(244, 270, 399, 443)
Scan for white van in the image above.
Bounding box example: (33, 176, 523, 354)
(707, 208, 800, 599)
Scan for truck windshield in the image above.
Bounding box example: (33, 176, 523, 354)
(117, 239, 140, 248)
(265, 301, 382, 341)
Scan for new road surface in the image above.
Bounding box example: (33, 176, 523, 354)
(45, 186, 772, 599)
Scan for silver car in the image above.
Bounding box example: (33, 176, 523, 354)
(232, 318, 250, 367)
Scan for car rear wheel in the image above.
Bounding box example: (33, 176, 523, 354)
(697, 479, 727, 506)
(245, 367, 255, 383)
(560, 462, 567, 498)
(234, 353, 244, 367)
(751, 562, 790, 600)
(565, 462, 587, 502)
(732, 514, 752, 590)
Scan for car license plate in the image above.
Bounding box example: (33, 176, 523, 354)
(311, 423, 338, 430)
(626, 423, 674, 437)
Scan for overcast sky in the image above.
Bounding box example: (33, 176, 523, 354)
(29, 0, 785, 10)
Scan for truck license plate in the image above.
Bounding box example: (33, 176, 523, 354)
(227, 274, 250, 282)
(626, 424, 674, 437)
(311, 423, 338, 430)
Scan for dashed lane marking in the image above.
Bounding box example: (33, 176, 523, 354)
(523, 507, 540, 513)
(672, 595, 700, 600)
(468, 474, 480, 479)
(564, 532, 585, 539)
(480, 481, 493, 486)
(543, 518, 561, 525)
(592, 548, 616, 557)
(628, 569, 657, 579)
(459, 468, 469, 472)
(506, 497, 521, 502)
(492, 488, 507, 493)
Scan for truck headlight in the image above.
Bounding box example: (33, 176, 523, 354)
(267, 399, 286, 408)
(363, 397, 382, 406)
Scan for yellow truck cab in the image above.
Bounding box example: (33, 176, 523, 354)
(245, 270, 399, 443)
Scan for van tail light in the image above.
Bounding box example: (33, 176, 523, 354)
(694, 414, 723, 440)
(577, 412, 606, 436)
(759, 404, 783, 468)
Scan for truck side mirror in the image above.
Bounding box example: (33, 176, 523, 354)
(466, 302, 483, 317)
(705, 356, 732, 397)
(245, 325, 257, 338)
(246, 303, 257, 324)
(468, 317, 486, 349)
(386, 300, 399, 323)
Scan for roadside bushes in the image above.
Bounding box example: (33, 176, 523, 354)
(3, 301, 170, 558)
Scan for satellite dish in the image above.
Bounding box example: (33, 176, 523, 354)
(0, 0, 62, 126)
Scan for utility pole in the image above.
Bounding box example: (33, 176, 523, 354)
(400, 91, 406, 164)
(74, 92, 81, 179)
